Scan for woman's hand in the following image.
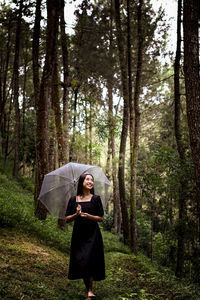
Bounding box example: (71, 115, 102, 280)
(80, 212, 88, 218)
(80, 212, 103, 222)
(66, 204, 82, 223)
(76, 204, 82, 215)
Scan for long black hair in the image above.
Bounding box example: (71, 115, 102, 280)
(77, 173, 95, 196)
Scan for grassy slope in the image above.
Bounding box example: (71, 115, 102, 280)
(0, 172, 200, 300)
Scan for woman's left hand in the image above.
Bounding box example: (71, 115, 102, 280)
(80, 212, 103, 222)
(80, 212, 88, 218)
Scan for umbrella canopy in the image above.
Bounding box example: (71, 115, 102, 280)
(38, 162, 111, 219)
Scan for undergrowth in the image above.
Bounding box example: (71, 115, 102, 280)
(0, 171, 200, 299)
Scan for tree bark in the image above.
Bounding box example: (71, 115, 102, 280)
(108, 80, 121, 234)
(85, 103, 89, 162)
(0, 71, 2, 156)
(52, 52, 64, 167)
(48, 109, 56, 172)
(129, 0, 144, 252)
(34, 0, 59, 219)
(89, 100, 92, 165)
(0, 16, 11, 130)
(114, 0, 130, 245)
(32, 0, 41, 203)
(128, 0, 135, 251)
(4, 93, 13, 162)
(106, 136, 112, 181)
(12, 0, 23, 177)
(69, 88, 78, 162)
(32, 0, 41, 108)
(174, 0, 187, 278)
(22, 56, 28, 176)
(52, 34, 66, 229)
(183, 0, 200, 241)
(60, 0, 70, 164)
(108, 0, 120, 234)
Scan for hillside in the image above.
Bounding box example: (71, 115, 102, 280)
(0, 173, 200, 300)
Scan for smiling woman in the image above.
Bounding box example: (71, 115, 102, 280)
(65, 173, 105, 299)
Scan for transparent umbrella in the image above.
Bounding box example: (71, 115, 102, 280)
(38, 162, 111, 219)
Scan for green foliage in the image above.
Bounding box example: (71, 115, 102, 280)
(0, 172, 70, 253)
(153, 232, 177, 268)
(95, 114, 122, 142)
(102, 210, 114, 231)
(136, 211, 177, 270)
(1, 173, 200, 299)
(102, 231, 130, 254)
(17, 175, 34, 193)
(0, 159, 14, 178)
(19, 109, 36, 169)
(136, 210, 151, 254)
(138, 138, 197, 277)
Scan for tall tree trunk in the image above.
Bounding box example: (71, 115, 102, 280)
(60, 0, 69, 163)
(0, 16, 11, 130)
(106, 92, 112, 210)
(183, 0, 200, 241)
(69, 88, 78, 162)
(22, 57, 27, 176)
(32, 0, 41, 107)
(85, 103, 88, 163)
(112, 137, 121, 234)
(108, 0, 120, 234)
(108, 81, 121, 234)
(52, 52, 64, 167)
(114, 0, 130, 245)
(53, 16, 66, 228)
(127, 0, 134, 249)
(49, 108, 56, 172)
(174, 0, 187, 278)
(34, 0, 59, 219)
(0, 71, 2, 157)
(106, 136, 112, 181)
(129, 0, 144, 252)
(4, 94, 13, 162)
(150, 206, 154, 262)
(32, 0, 41, 203)
(13, 0, 23, 177)
(89, 100, 92, 165)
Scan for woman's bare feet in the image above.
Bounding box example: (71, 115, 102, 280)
(88, 289, 96, 298)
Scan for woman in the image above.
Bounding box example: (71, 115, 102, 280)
(65, 173, 105, 299)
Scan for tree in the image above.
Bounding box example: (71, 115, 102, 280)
(114, 0, 130, 245)
(174, 0, 187, 278)
(128, 0, 142, 253)
(32, 0, 41, 114)
(183, 0, 200, 241)
(60, 0, 70, 164)
(32, 0, 42, 199)
(52, 50, 64, 167)
(12, 0, 23, 177)
(34, 0, 59, 219)
(0, 8, 12, 131)
(107, 0, 121, 234)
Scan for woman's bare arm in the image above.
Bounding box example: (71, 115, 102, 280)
(65, 204, 81, 223)
(80, 213, 103, 222)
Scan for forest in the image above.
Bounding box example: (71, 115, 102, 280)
(0, 0, 200, 298)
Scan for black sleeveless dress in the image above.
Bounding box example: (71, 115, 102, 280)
(65, 195, 105, 281)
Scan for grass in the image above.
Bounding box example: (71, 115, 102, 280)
(0, 171, 200, 300)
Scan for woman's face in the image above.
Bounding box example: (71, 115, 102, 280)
(83, 175, 94, 190)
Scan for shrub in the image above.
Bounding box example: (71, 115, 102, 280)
(102, 211, 114, 231)
(136, 210, 151, 255)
